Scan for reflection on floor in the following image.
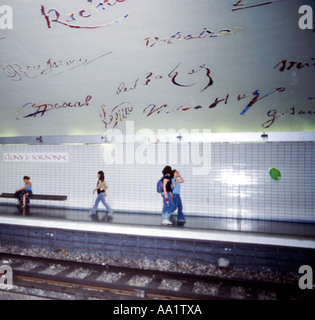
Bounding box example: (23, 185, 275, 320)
(0, 204, 314, 238)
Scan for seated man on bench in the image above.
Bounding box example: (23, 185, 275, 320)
(14, 176, 33, 208)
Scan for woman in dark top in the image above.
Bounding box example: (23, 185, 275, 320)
(90, 171, 113, 216)
(161, 166, 175, 225)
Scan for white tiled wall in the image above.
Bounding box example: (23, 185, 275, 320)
(0, 141, 314, 222)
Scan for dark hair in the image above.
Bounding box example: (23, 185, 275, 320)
(23, 176, 30, 180)
(171, 169, 177, 179)
(98, 171, 105, 182)
(162, 166, 172, 176)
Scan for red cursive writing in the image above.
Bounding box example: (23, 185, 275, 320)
(16, 95, 92, 120)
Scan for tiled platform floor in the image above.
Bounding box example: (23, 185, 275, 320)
(0, 204, 314, 238)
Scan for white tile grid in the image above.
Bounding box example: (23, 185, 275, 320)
(0, 142, 314, 222)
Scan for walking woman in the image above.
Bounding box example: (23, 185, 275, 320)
(15, 176, 33, 208)
(90, 171, 113, 216)
(161, 166, 175, 225)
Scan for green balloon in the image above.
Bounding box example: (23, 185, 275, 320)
(269, 168, 281, 180)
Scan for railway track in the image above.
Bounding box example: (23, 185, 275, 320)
(0, 252, 311, 300)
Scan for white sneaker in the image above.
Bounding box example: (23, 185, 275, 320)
(161, 219, 172, 226)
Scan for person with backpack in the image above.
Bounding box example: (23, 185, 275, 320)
(171, 169, 186, 224)
(158, 166, 176, 226)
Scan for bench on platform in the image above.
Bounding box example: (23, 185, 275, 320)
(0, 193, 67, 201)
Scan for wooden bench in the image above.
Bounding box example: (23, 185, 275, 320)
(0, 193, 67, 201)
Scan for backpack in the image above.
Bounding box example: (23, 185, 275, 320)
(156, 178, 163, 193)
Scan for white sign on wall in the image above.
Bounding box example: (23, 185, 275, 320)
(3, 153, 69, 162)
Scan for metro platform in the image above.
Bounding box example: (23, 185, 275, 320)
(0, 204, 314, 272)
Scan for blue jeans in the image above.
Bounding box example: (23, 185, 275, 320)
(172, 193, 185, 221)
(91, 193, 113, 214)
(161, 192, 175, 221)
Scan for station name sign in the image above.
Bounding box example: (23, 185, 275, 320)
(3, 153, 69, 163)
